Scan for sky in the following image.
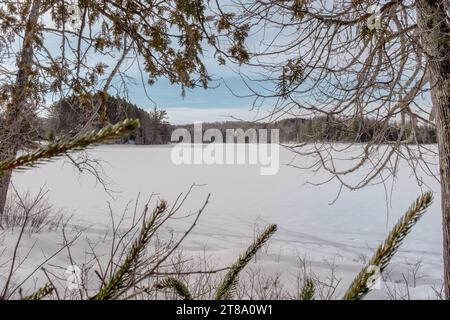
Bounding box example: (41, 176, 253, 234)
(113, 42, 280, 125)
(21, 0, 421, 126)
(125, 74, 269, 125)
(22, 5, 280, 126)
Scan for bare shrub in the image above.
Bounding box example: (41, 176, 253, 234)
(1, 187, 64, 233)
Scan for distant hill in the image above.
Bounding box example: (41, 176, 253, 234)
(46, 94, 171, 145)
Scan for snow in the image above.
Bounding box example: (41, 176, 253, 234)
(2, 144, 444, 299)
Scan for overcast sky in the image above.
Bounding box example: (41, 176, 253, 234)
(120, 41, 278, 125)
(126, 71, 267, 125)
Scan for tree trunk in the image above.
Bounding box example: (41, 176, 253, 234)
(417, 0, 450, 299)
(0, 0, 41, 218)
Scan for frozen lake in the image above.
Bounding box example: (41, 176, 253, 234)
(7, 144, 444, 299)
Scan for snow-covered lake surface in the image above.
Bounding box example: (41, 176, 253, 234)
(4, 144, 444, 299)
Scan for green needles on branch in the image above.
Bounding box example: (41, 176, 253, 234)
(215, 224, 278, 300)
(0, 119, 140, 173)
(156, 277, 192, 300)
(342, 192, 433, 300)
(155, 224, 278, 301)
(93, 201, 167, 300)
(22, 284, 54, 300)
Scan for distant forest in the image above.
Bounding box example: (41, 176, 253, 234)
(44, 94, 171, 145)
(173, 116, 437, 144)
(33, 96, 437, 145)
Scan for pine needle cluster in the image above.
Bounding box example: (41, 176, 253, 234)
(215, 224, 278, 300)
(156, 277, 192, 300)
(22, 284, 54, 300)
(93, 201, 168, 300)
(342, 192, 433, 300)
(299, 277, 315, 300)
(0, 119, 140, 174)
(156, 224, 278, 300)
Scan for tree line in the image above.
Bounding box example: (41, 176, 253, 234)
(21, 103, 437, 145)
(172, 116, 437, 144)
(46, 94, 171, 145)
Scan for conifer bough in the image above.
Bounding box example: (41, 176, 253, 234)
(22, 284, 54, 300)
(156, 224, 278, 301)
(215, 224, 278, 300)
(342, 192, 433, 300)
(0, 119, 140, 173)
(155, 277, 192, 300)
(93, 201, 167, 300)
